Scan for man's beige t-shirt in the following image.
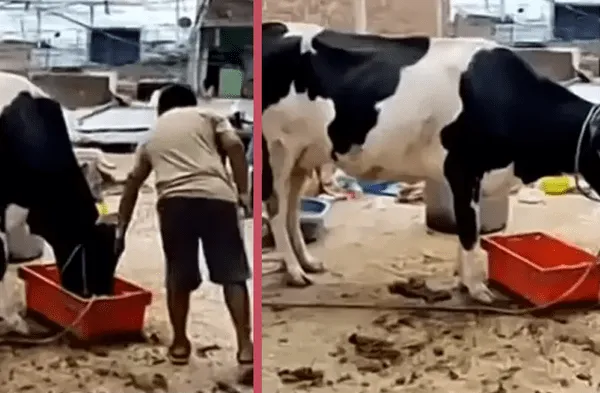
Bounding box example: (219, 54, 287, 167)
(131, 107, 238, 203)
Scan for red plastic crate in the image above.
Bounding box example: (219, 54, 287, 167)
(482, 232, 600, 306)
(18, 263, 152, 341)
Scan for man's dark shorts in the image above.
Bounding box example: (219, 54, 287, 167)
(157, 196, 250, 291)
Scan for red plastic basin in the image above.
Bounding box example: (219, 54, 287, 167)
(18, 263, 152, 341)
(482, 232, 600, 306)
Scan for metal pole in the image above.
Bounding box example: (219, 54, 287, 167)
(175, 0, 180, 41)
(499, 0, 506, 21)
(354, 0, 366, 33)
(35, 7, 41, 48)
(88, 5, 94, 62)
(548, 0, 555, 40)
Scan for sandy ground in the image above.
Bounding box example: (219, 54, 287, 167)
(262, 193, 600, 393)
(0, 153, 254, 393)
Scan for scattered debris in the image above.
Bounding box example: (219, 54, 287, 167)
(128, 372, 168, 393)
(348, 333, 400, 361)
(387, 278, 452, 303)
(395, 181, 424, 203)
(196, 344, 221, 358)
(516, 187, 545, 204)
(145, 332, 162, 345)
(355, 357, 387, 373)
(277, 367, 324, 384)
(213, 381, 241, 393)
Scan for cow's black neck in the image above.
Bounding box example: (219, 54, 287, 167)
(0, 92, 117, 297)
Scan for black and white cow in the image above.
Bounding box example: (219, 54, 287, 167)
(0, 74, 121, 331)
(262, 21, 600, 304)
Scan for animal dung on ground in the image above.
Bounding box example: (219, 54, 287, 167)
(348, 333, 401, 361)
(387, 278, 452, 303)
(277, 367, 325, 384)
(214, 381, 243, 393)
(196, 344, 221, 358)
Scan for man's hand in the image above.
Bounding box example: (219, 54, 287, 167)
(239, 193, 252, 218)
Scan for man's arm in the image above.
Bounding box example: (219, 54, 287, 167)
(116, 144, 152, 238)
(215, 116, 248, 197)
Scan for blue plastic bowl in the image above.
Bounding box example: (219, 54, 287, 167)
(301, 197, 331, 221)
(357, 181, 399, 197)
(300, 197, 331, 242)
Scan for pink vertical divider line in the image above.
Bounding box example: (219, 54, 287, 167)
(252, 1, 262, 392)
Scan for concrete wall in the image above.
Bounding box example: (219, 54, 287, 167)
(452, 14, 496, 38)
(0, 43, 31, 71)
(263, 0, 451, 36)
(29, 72, 112, 109)
(513, 47, 579, 81)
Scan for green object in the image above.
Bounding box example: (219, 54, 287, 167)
(219, 67, 243, 97)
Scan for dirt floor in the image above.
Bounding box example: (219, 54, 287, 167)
(262, 193, 600, 393)
(0, 153, 254, 393)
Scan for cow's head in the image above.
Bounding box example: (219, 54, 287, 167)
(0, 91, 120, 297)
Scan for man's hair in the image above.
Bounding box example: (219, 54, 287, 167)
(156, 83, 197, 116)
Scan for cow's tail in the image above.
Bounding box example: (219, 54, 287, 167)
(262, 135, 273, 201)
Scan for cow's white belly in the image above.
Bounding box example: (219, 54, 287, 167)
(334, 133, 448, 182)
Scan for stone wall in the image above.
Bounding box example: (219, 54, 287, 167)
(513, 48, 579, 81)
(29, 72, 113, 109)
(263, 0, 450, 36)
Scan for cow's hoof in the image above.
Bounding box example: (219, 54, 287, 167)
(466, 282, 495, 304)
(302, 259, 325, 274)
(285, 270, 313, 287)
(4, 314, 29, 335)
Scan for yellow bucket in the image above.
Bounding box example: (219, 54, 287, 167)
(540, 176, 571, 195)
(96, 201, 109, 216)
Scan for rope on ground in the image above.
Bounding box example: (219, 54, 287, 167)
(0, 243, 96, 345)
(0, 298, 95, 345)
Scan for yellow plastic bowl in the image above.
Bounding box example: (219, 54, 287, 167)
(540, 176, 571, 195)
(96, 201, 109, 216)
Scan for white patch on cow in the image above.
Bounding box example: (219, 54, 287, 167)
(282, 22, 325, 54)
(459, 246, 494, 303)
(331, 38, 498, 182)
(0, 229, 29, 335)
(0, 280, 29, 335)
(458, 199, 494, 304)
(149, 89, 162, 107)
(481, 164, 520, 197)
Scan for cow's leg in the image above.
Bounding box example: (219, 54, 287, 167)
(0, 235, 6, 283)
(0, 233, 29, 334)
(287, 168, 324, 273)
(444, 156, 495, 304)
(269, 141, 312, 286)
(0, 234, 8, 327)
